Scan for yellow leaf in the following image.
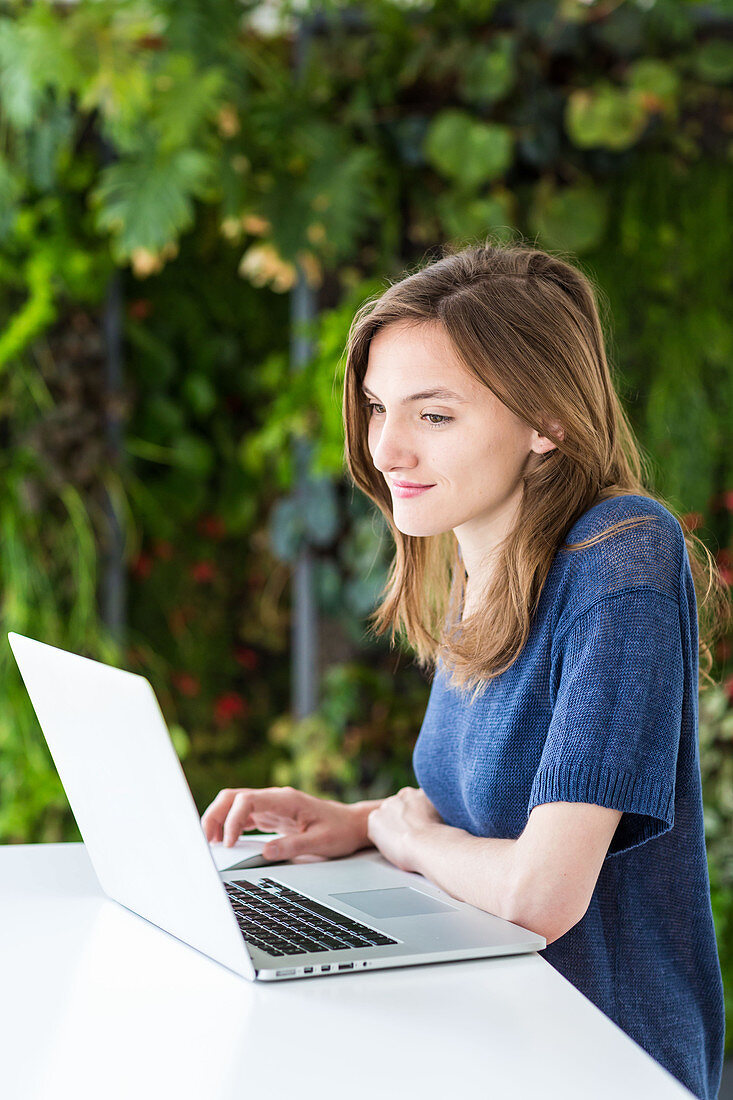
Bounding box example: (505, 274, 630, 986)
(306, 222, 326, 245)
(241, 213, 271, 235)
(217, 104, 240, 138)
(238, 243, 296, 292)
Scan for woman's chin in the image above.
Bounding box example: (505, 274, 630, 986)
(392, 517, 451, 538)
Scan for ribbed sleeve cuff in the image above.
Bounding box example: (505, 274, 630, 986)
(528, 763, 675, 856)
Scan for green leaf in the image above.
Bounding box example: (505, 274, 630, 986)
(301, 478, 339, 547)
(182, 374, 218, 418)
(269, 495, 303, 562)
(169, 723, 191, 760)
(436, 188, 516, 243)
(23, 101, 75, 191)
(425, 109, 513, 188)
(93, 148, 214, 259)
(142, 395, 186, 439)
(589, 4, 644, 56)
(529, 180, 608, 255)
(565, 83, 648, 151)
(151, 55, 226, 153)
(692, 40, 733, 84)
(268, 478, 339, 561)
(344, 573, 386, 616)
(82, 60, 154, 154)
(0, 10, 77, 129)
(0, 18, 44, 129)
(626, 59, 679, 113)
(0, 156, 21, 240)
(305, 143, 380, 261)
(315, 560, 342, 612)
(170, 434, 215, 476)
(262, 121, 379, 264)
(0, 251, 56, 371)
(459, 34, 516, 106)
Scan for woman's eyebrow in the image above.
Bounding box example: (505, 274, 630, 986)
(361, 384, 468, 404)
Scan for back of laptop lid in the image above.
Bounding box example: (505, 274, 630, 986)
(8, 632, 254, 980)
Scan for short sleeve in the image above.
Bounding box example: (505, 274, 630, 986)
(528, 587, 683, 856)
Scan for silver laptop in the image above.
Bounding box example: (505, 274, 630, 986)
(7, 631, 544, 981)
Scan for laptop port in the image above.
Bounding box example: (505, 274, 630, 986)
(276, 969, 295, 976)
(303, 967, 314, 974)
(338, 963, 354, 970)
(321, 965, 331, 971)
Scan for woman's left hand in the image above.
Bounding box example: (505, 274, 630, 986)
(366, 787, 444, 872)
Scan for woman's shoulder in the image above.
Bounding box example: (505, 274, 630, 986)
(554, 492, 686, 605)
(566, 492, 682, 539)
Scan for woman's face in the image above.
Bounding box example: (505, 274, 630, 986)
(362, 320, 558, 571)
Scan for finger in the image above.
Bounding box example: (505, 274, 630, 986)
(248, 810, 296, 833)
(223, 788, 303, 846)
(262, 826, 326, 863)
(201, 789, 241, 843)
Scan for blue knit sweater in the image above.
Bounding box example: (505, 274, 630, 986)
(412, 494, 724, 1099)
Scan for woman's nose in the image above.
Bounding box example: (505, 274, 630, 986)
(370, 417, 416, 473)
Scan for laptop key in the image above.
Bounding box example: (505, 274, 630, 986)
(226, 878, 399, 949)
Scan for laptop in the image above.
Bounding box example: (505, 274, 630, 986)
(7, 631, 545, 981)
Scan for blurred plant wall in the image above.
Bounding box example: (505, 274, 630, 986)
(1, 0, 732, 1043)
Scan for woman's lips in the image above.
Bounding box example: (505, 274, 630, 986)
(391, 482, 435, 499)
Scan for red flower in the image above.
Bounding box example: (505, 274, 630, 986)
(213, 692, 248, 727)
(198, 514, 227, 539)
(681, 512, 704, 531)
(234, 646, 259, 671)
(724, 490, 733, 512)
(190, 560, 216, 584)
(173, 672, 200, 698)
(136, 35, 166, 50)
(128, 299, 153, 320)
(724, 676, 733, 706)
(153, 539, 174, 561)
(131, 553, 153, 579)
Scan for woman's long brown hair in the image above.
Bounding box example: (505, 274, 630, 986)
(342, 237, 730, 699)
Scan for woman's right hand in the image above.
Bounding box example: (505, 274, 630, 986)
(200, 785, 382, 863)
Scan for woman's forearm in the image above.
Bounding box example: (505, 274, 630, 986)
(409, 821, 521, 924)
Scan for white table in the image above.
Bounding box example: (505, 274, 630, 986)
(0, 843, 693, 1100)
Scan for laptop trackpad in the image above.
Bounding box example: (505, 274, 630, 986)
(329, 887, 456, 918)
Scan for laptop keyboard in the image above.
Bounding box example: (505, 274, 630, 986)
(224, 877, 399, 957)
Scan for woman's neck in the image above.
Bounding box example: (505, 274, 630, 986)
(461, 570, 493, 621)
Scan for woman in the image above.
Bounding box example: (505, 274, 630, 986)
(202, 240, 728, 1100)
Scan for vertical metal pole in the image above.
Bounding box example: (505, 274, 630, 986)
(290, 277, 318, 719)
(101, 271, 126, 644)
(290, 17, 319, 720)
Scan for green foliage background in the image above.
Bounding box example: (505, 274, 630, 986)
(1, 0, 733, 1047)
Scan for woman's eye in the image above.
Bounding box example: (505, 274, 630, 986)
(361, 401, 452, 427)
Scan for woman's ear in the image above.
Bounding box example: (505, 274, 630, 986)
(532, 420, 564, 454)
